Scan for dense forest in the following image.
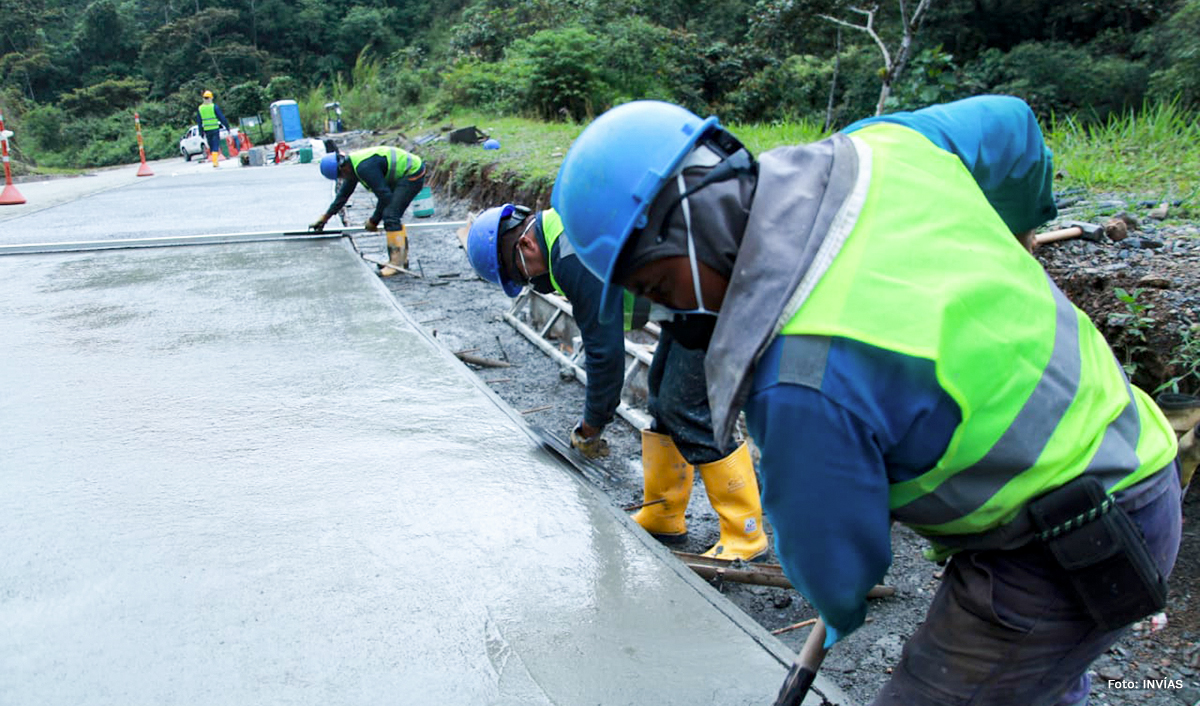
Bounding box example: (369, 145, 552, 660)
(3, 0, 1200, 168)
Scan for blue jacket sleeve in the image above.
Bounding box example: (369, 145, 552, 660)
(353, 155, 392, 226)
(745, 379, 893, 648)
(744, 335, 961, 648)
(214, 104, 230, 130)
(323, 174, 358, 220)
(844, 95, 1058, 234)
(554, 249, 626, 430)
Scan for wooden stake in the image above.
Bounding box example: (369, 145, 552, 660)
(771, 618, 817, 636)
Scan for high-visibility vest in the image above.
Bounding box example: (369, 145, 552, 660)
(348, 146, 423, 185)
(198, 103, 220, 132)
(779, 122, 1176, 546)
(541, 208, 650, 331)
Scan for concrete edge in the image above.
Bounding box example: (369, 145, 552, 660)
(346, 237, 861, 706)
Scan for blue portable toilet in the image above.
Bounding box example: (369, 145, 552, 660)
(270, 100, 303, 142)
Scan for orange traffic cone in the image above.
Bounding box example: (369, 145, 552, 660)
(134, 112, 154, 177)
(0, 111, 26, 205)
(226, 134, 239, 158)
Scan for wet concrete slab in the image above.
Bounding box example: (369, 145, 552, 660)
(0, 160, 330, 244)
(0, 239, 842, 704)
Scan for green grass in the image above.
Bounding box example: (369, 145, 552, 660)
(408, 112, 584, 199)
(408, 113, 830, 193)
(396, 104, 1200, 214)
(1046, 101, 1200, 204)
(726, 119, 830, 155)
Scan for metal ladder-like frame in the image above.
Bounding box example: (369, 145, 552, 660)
(504, 289, 658, 431)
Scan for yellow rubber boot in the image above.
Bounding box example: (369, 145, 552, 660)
(631, 429, 694, 538)
(1179, 424, 1198, 489)
(1156, 393, 1200, 433)
(379, 227, 409, 277)
(697, 442, 768, 561)
(211, 151, 219, 168)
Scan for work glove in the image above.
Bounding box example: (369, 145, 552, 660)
(309, 216, 328, 233)
(364, 218, 380, 232)
(569, 422, 610, 460)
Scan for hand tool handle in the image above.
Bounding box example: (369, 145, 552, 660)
(773, 618, 828, 706)
(1033, 226, 1083, 245)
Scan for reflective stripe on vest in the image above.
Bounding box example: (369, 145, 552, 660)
(199, 103, 220, 131)
(349, 146, 422, 184)
(778, 122, 1176, 543)
(542, 208, 649, 332)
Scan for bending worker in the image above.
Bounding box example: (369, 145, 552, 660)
(196, 90, 230, 169)
(465, 205, 767, 560)
(551, 96, 1182, 705)
(311, 146, 427, 276)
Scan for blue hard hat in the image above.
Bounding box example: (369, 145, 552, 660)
(319, 153, 341, 180)
(551, 101, 719, 314)
(483, 138, 501, 150)
(466, 204, 525, 297)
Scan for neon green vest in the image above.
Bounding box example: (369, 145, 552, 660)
(348, 146, 423, 184)
(780, 123, 1176, 542)
(198, 103, 220, 131)
(541, 209, 649, 331)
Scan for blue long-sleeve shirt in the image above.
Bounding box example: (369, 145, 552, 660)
(196, 103, 230, 134)
(324, 153, 395, 225)
(538, 219, 626, 431)
(746, 96, 1058, 647)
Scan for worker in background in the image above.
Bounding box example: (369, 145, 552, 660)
(311, 146, 426, 277)
(552, 96, 1181, 705)
(196, 90, 230, 169)
(464, 205, 768, 561)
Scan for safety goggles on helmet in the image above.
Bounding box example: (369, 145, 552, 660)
(464, 203, 532, 297)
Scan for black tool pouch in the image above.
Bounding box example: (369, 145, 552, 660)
(1027, 476, 1167, 631)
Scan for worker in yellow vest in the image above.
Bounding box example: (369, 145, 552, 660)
(552, 96, 1181, 706)
(196, 90, 230, 169)
(311, 146, 427, 276)
(464, 205, 767, 561)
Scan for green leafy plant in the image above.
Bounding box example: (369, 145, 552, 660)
(1111, 287, 1156, 379)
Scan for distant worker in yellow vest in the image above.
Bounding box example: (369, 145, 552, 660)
(552, 96, 1182, 706)
(464, 205, 768, 561)
(311, 146, 427, 277)
(196, 90, 230, 169)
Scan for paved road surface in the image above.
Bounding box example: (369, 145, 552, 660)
(0, 156, 330, 243)
(0, 160, 850, 705)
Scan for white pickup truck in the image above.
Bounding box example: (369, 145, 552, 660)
(179, 124, 237, 161)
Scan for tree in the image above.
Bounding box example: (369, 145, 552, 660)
(820, 0, 932, 115)
(140, 9, 266, 97)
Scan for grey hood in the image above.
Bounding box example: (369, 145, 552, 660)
(704, 133, 868, 445)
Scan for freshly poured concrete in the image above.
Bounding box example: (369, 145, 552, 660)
(0, 239, 824, 704)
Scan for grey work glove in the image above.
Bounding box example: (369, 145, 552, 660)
(309, 216, 328, 232)
(569, 422, 610, 459)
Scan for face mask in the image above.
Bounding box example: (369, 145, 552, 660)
(662, 313, 718, 350)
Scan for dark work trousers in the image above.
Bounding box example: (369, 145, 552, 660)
(647, 327, 737, 465)
(380, 169, 425, 232)
(204, 129, 222, 153)
(873, 466, 1182, 706)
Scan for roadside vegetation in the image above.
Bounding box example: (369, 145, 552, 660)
(4, 0, 1200, 183)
